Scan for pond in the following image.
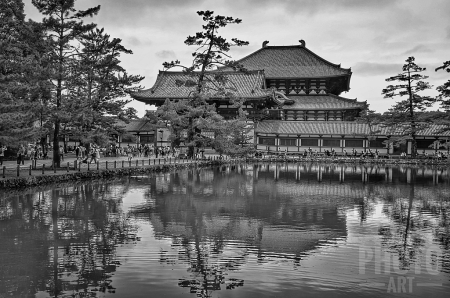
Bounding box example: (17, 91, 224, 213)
(1, 163, 449, 298)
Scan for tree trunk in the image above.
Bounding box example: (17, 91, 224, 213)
(407, 70, 417, 158)
(53, 119, 60, 167)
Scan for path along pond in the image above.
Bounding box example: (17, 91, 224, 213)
(1, 163, 450, 298)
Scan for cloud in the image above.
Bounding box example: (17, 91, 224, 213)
(447, 26, 450, 39)
(156, 50, 176, 59)
(401, 44, 433, 55)
(126, 36, 153, 47)
(233, 0, 400, 14)
(352, 62, 402, 77)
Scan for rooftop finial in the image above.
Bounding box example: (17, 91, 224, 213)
(299, 39, 305, 47)
(262, 40, 269, 48)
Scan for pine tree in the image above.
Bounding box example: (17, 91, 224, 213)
(32, 0, 100, 166)
(436, 61, 450, 108)
(0, 0, 47, 146)
(381, 57, 435, 157)
(150, 11, 250, 157)
(68, 28, 143, 147)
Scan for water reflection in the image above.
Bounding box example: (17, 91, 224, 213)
(0, 182, 137, 297)
(0, 163, 449, 297)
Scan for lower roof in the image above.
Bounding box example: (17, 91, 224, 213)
(282, 94, 366, 110)
(132, 70, 268, 103)
(255, 121, 450, 137)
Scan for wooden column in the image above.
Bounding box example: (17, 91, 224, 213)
(276, 134, 280, 152)
(319, 135, 323, 153)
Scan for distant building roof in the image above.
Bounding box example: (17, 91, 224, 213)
(281, 94, 366, 110)
(132, 70, 269, 103)
(116, 119, 155, 132)
(255, 121, 450, 137)
(226, 44, 351, 79)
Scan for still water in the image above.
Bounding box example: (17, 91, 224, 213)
(1, 163, 449, 298)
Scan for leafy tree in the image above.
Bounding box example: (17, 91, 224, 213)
(355, 107, 385, 147)
(150, 10, 250, 157)
(68, 28, 144, 148)
(32, 0, 101, 166)
(0, 0, 48, 146)
(436, 61, 450, 108)
(381, 57, 435, 157)
(434, 61, 450, 136)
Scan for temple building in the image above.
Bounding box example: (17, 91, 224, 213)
(132, 40, 449, 155)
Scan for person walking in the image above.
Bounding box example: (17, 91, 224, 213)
(17, 145, 24, 165)
(89, 147, 97, 164)
(96, 147, 101, 163)
(0, 145, 6, 165)
(127, 146, 133, 161)
(75, 145, 80, 160)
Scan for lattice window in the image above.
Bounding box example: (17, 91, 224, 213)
(323, 139, 340, 147)
(345, 139, 364, 147)
(416, 139, 435, 149)
(259, 137, 276, 145)
(301, 138, 319, 146)
(280, 138, 296, 146)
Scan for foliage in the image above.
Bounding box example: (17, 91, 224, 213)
(436, 61, 450, 108)
(381, 57, 435, 156)
(0, 0, 48, 146)
(356, 107, 384, 136)
(67, 28, 144, 146)
(32, 0, 101, 166)
(33, 0, 143, 163)
(434, 61, 450, 136)
(148, 10, 249, 157)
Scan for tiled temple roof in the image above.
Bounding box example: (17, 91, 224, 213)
(225, 45, 351, 78)
(132, 70, 268, 102)
(255, 121, 450, 137)
(116, 119, 155, 132)
(282, 94, 366, 110)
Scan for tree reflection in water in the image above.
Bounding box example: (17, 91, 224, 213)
(2, 164, 450, 297)
(133, 168, 249, 297)
(0, 180, 137, 297)
(378, 168, 450, 271)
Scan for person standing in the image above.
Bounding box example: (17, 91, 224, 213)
(17, 145, 24, 165)
(96, 147, 100, 163)
(89, 147, 97, 164)
(0, 145, 6, 165)
(75, 145, 80, 160)
(59, 145, 64, 162)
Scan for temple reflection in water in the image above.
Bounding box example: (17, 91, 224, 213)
(0, 164, 449, 297)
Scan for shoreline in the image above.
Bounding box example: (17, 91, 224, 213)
(1, 157, 449, 190)
(0, 160, 222, 190)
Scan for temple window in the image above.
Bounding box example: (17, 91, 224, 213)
(280, 138, 296, 146)
(345, 139, 364, 147)
(301, 138, 319, 147)
(259, 137, 276, 145)
(323, 139, 340, 147)
(416, 139, 435, 149)
(369, 138, 386, 148)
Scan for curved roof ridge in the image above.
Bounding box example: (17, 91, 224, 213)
(327, 93, 365, 105)
(301, 46, 351, 72)
(230, 44, 351, 73)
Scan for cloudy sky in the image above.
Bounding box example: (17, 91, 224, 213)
(24, 0, 450, 117)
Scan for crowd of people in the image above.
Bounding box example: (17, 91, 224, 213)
(72, 144, 185, 164)
(0, 143, 189, 166)
(4, 144, 50, 165)
(257, 147, 450, 160)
